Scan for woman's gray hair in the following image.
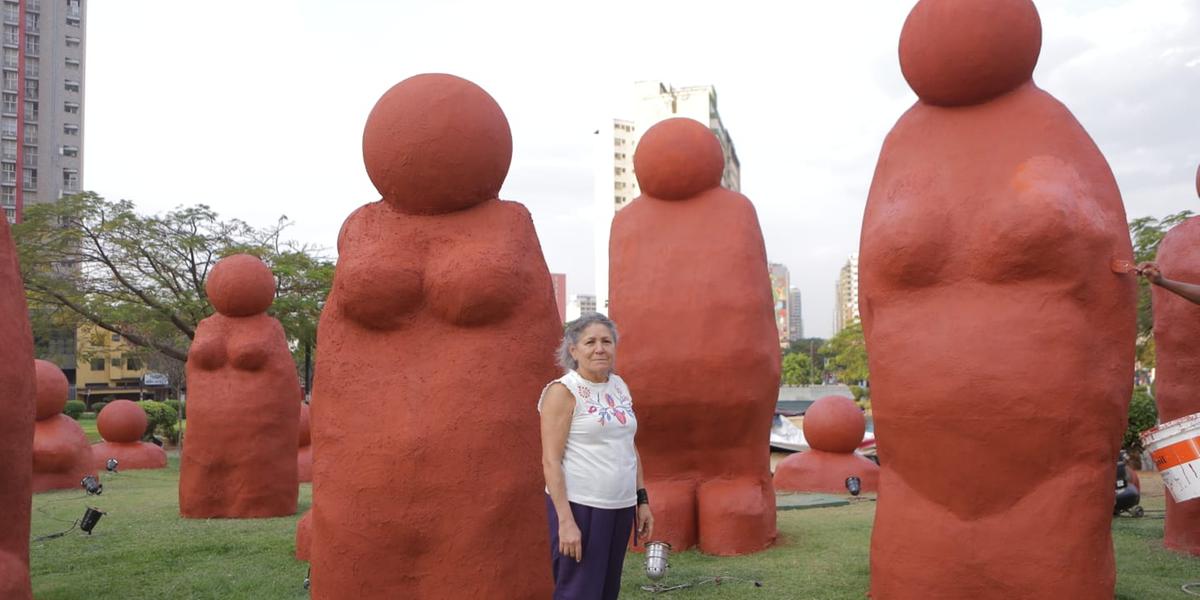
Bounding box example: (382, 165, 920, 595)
(556, 313, 619, 371)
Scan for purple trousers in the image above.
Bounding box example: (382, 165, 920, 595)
(545, 495, 636, 600)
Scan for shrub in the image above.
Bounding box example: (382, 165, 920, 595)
(1124, 386, 1158, 467)
(90, 401, 108, 415)
(848, 385, 868, 401)
(64, 400, 86, 419)
(137, 400, 180, 444)
(165, 399, 185, 419)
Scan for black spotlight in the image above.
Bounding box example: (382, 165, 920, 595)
(80, 475, 103, 495)
(105, 458, 119, 473)
(79, 507, 105, 534)
(845, 476, 862, 497)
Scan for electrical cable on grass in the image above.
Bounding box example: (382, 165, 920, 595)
(32, 520, 78, 542)
(1183, 581, 1200, 597)
(641, 575, 764, 593)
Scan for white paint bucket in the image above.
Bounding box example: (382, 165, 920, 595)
(1141, 412, 1200, 503)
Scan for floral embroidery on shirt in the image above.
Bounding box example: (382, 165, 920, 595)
(585, 388, 634, 426)
(576, 385, 591, 400)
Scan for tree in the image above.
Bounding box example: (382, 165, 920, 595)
(1129, 210, 1193, 369)
(822, 320, 869, 385)
(781, 352, 819, 386)
(15, 192, 333, 385)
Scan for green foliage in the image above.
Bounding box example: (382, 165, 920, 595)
(848, 384, 868, 401)
(1129, 211, 1194, 368)
(63, 400, 86, 419)
(1124, 386, 1158, 454)
(165, 399, 185, 419)
(137, 400, 180, 444)
(821, 320, 869, 384)
(781, 352, 821, 386)
(90, 401, 108, 415)
(13, 192, 334, 373)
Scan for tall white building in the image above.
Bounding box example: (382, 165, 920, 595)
(834, 253, 860, 335)
(593, 81, 741, 311)
(565, 294, 597, 322)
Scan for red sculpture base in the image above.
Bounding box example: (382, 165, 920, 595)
(774, 450, 879, 494)
(32, 415, 95, 493)
(91, 442, 167, 471)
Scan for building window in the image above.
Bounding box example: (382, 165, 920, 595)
(65, 36, 80, 48)
(64, 80, 78, 93)
(23, 57, 36, 77)
(2, 4, 16, 25)
(24, 12, 37, 33)
(2, 48, 15, 68)
(62, 168, 77, 191)
(23, 33, 36, 55)
(23, 100, 36, 122)
(1, 139, 12, 159)
(22, 123, 34, 143)
(2, 71, 15, 91)
(61, 145, 76, 157)
(126, 357, 142, 371)
(1, 93, 13, 115)
(66, 0, 80, 26)
(1, 163, 14, 185)
(1, 117, 13, 138)
(22, 145, 34, 167)
(613, 167, 625, 175)
(63, 101, 78, 114)
(64, 57, 79, 71)
(0, 185, 13, 206)
(2, 24, 15, 46)
(111, 357, 123, 368)
(63, 122, 77, 136)
(90, 358, 104, 371)
(24, 79, 36, 100)
(22, 167, 34, 189)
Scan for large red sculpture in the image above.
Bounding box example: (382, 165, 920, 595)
(609, 117, 780, 556)
(308, 74, 559, 598)
(91, 400, 167, 471)
(774, 396, 879, 494)
(297, 401, 311, 483)
(1151, 168, 1200, 556)
(179, 253, 300, 518)
(0, 217, 34, 600)
(32, 359, 97, 493)
(860, 1, 1137, 596)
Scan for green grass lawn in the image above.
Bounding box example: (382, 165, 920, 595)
(30, 458, 1200, 599)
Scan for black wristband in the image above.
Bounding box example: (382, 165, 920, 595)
(636, 488, 649, 505)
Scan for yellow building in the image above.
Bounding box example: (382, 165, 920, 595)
(75, 324, 167, 406)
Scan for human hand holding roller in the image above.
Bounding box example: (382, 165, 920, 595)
(1138, 261, 1200, 306)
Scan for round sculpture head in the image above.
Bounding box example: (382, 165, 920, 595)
(899, 0, 1041, 106)
(633, 118, 725, 201)
(803, 395, 866, 454)
(362, 73, 512, 215)
(298, 401, 311, 447)
(206, 254, 275, 317)
(97, 400, 148, 443)
(34, 358, 68, 420)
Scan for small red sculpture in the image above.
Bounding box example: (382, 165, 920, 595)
(861, 1, 1137, 597)
(297, 401, 311, 483)
(1151, 168, 1200, 556)
(609, 118, 780, 556)
(91, 400, 166, 471)
(179, 253, 301, 518)
(308, 74, 559, 598)
(33, 359, 97, 493)
(0, 216, 34, 600)
(774, 396, 878, 494)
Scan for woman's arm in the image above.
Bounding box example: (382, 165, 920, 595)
(540, 383, 583, 562)
(1139, 262, 1200, 305)
(634, 445, 654, 541)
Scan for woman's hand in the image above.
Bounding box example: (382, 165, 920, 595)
(637, 504, 654, 541)
(1138, 262, 1164, 284)
(559, 518, 583, 563)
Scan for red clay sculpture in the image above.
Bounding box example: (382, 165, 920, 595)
(860, 1, 1137, 597)
(609, 118, 780, 556)
(297, 401, 311, 483)
(91, 400, 166, 471)
(308, 74, 560, 598)
(32, 359, 97, 493)
(179, 253, 300, 518)
(0, 217, 34, 600)
(1151, 169, 1200, 556)
(774, 396, 878, 494)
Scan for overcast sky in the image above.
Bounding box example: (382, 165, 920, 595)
(83, 0, 1199, 338)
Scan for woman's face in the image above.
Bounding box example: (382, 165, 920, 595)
(570, 323, 616, 376)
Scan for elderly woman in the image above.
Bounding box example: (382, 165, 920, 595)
(540, 313, 653, 599)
